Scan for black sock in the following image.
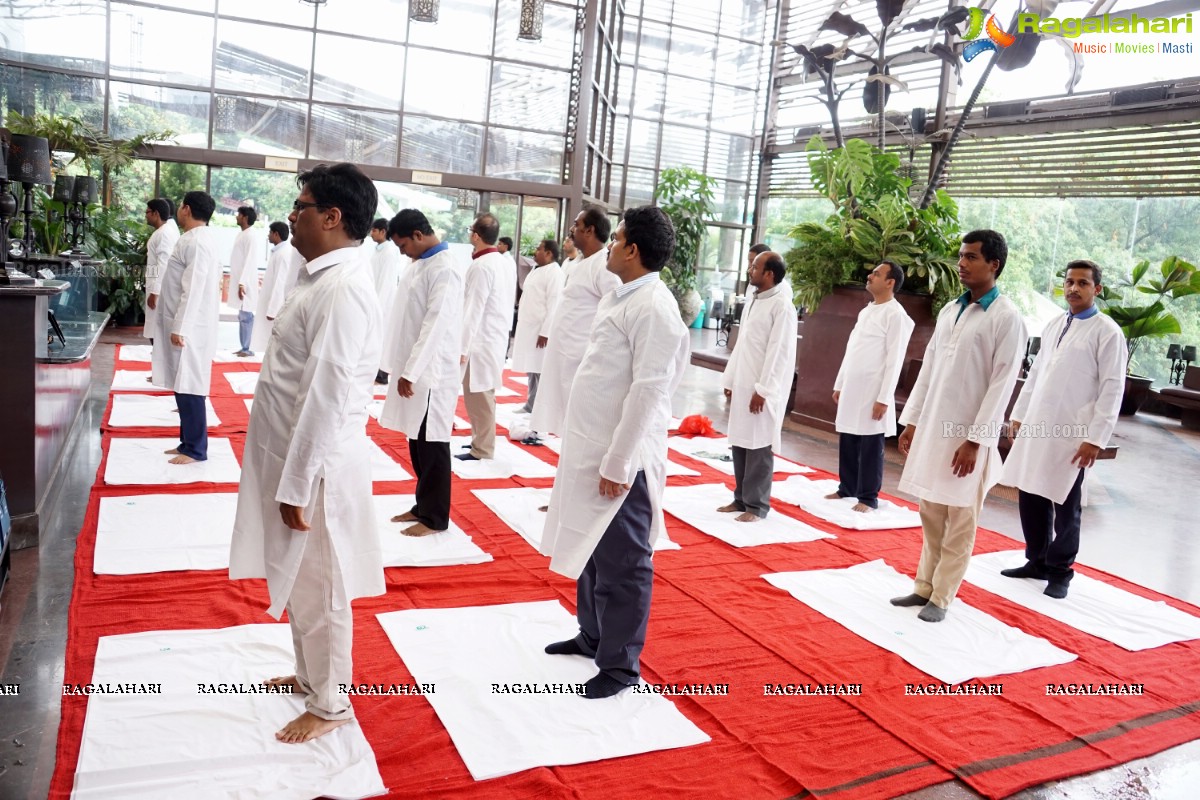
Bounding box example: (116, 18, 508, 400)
(545, 639, 587, 656)
(584, 672, 631, 699)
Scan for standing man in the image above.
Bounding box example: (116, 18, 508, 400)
(150, 191, 220, 465)
(542, 206, 689, 699)
(532, 207, 621, 438)
(230, 205, 265, 357)
(142, 197, 179, 345)
(828, 261, 915, 512)
(1000, 260, 1125, 598)
(250, 221, 303, 354)
(457, 213, 517, 462)
(230, 163, 384, 744)
(378, 210, 464, 536)
(562, 235, 580, 269)
(717, 251, 797, 522)
(369, 217, 405, 384)
(512, 238, 563, 416)
(891, 230, 1026, 622)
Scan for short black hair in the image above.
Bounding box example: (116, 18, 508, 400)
(145, 198, 171, 221)
(1065, 259, 1102, 285)
(269, 220, 289, 241)
(389, 208, 434, 239)
(182, 190, 215, 223)
(297, 163, 377, 241)
(237, 205, 257, 226)
(761, 252, 785, 285)
(749, 242, 769, 256)
(471, 213, 500, 245)
(579, 205, 611, 243)
(880, 259, 905, 292)
(621, 206, 675, 271)
(162, 197, 175, 217)
(498, 236, 514, 249)
(962, 229, 1008, 277)
(540, 238, 560, 262)
(372, 217, 388, 232)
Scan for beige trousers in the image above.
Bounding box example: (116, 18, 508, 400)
(462, 363, 496, 459)
(913, 482, 987, 609)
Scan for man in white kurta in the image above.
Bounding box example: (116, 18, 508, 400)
(717, 251, 797, 521)
(542, 206, 690, 699)
(230, 163, 384, 745)
(531, 207, 621, 437)
(229, 205, 265, 356)
(150, 191, 220, 464)
(829, 261, 915, 511)
(892, 230, 1026, 622)
(142, 197, 178, 343)
(249, 221, 304, 354)
(379, 209, 464, 536)
(512, 238, 563, 415)
(1000, 260, 1125, 599)
(369, 218, 405, 384)
(458, 213, 517, 461)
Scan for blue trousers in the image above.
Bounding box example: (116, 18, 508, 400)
(238, 310, 254, 353)
(836, 432, 885, 508)
(175, 392, 208, 461)
(1018, 469, 1086, 585)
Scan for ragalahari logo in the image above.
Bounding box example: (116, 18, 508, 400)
(961, 7, 1016, 61)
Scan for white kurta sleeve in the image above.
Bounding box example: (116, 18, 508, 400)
(1084, 325, 1127, 448)
(265, 252, 291, 318)
(229, 233, 248, 286)
(898, 329, 939, 427)
(460, 261, 492, 357)
(540, 270, 563, 338)
(402, 262, 461, 382)
(170, 240, 209, 338)
(146, 232, 170, 294)
(1011, 318, 1056, 424)
(967, 311, 1026, 446)
(753, 301, 796, 402)
(876, 312, 915, 405)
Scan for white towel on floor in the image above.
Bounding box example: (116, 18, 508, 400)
(662, 484, 834, 548)
(472, 487, 680, 553)
(376, 600, 710, 781)
(111, 370, 163, 391)
(967, 551, 1200, 651)
(764, 560, 1078, 685)
(70, 624, 385, 800)
(94, 494, 239, 575)
(224, 372, 260, 395)
(369, 441, 412, 482)
(372, 494, 492, 567)
(667, 436, 812, 476)
(450, 436, 556, 479)
(104, 438, 241, 486)
(540, 437, 700, 477)
(108, 394, 221, 428)
(771, 477, 921, 530)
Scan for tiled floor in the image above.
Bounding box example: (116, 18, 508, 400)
(2, 325, 1197, 799)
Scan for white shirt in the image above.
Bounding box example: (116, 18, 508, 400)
(511, 261, 564, 374)
(150, 226, 221, 395)
(721, 282, 798, 451)
(833, 297, 915, 436)
(228, 224, 265, 314)
(461, 249, 517, 392)
(142, 219, 179, 339)
(230, 246, 384, 619)
(250, 240, 305, 354)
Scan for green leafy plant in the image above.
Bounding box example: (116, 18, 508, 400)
(86, 205, 150, 318)
(6, 110, 173, 179)
(653, 166, 718, 295)
(1099, 255, 1200, 373)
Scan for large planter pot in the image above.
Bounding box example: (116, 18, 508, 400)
(674, 287, 703, 328)
(789, 285, 937, 432)
(1119, 374, 1152, 416)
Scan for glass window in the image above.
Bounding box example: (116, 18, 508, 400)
(488, 193, 521, 248)
(706, 132, 754, 182)
(110, 157, 155, 210)
(630, 69, 665, 117)
(612, 115, 629, 165)
(720, 0, 768, 41)
(309, 105, 399, 167)
(675, 0, 722, 33)
(486, 128, 565, 183)
(404, 49, 490, 122)
(494, 0, 575, 69)
(214, 18, 313, 99)
(624, 166, 655, 208)
(110, 4, 214, 88)
(715, 36, 761, 89)
(627, 118, 659, 168)
(317, 0, 407, 41)
(157, 162, 208, 211)
(659, 124, 707, 172)
(212, 95, 307, 156)
(522, 197, 561, 251)
(641, 0, 672, 24)
(0, 65, 105, 127)
(209, 166, 299, 224)
(406, 0, 495, 55)
(0, 0, 106, 73)
(490, 63, 569, 133)
(217, 0, 315, 27)
(313, 33, 405, 108)
(712, 180, 748, 224)
(663, 75, 712, 125)
(636, 22, 670, 71)
(400, 116, 484, 174)
(109, 82, 210, 148)
(711, 83, 758, 134)
(667, 27, 716, 81)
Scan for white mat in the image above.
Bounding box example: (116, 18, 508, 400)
(244, 398, 254, 414)
(224, 371, 260, 395)
(371, 494, 492, 567)
(369, 441, 413, 482)
(764, 560, 1077, 685)
(667, 436, 812, 476)
(967, 551, 1200, 651)
(471, 487, 680, 553)
(376, 600, 710, 781)
(107, 394, 221, 428)
(662, 484, 833, 548)
(771, 477, 921, 530)
(538, 437, 701, 478)
(104, 438, 242, 486)
(111, 370, 164, 391)
(450, 436, 556, 479)
(94, 494, 238, 575)
(116, 344, 152, 362)
(70, 624, 384, 800)
(366, 398, 467, 430)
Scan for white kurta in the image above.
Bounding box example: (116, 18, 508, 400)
(227, 225, 265, 314)
(511, 262, 564, 374)
(379, 247, 464, 441)
(250, 240, 305, 353)
(833, 297, 915, 436)
(461, 250, 517, 392)
(1002, 311, 1125, 504)
(150, 226, 221, 396)
(142, 219, 179, 339)
(541, 276, 690, 579)
(898, 294, 1026, 507)
(371, 240, 404, 336)
(531, 249, 622, 435)
(721, 283, 798, 452)
(229, 246, 384, 619)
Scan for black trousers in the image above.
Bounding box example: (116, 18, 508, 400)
(732, 444, 774, 518)
(573, 471, 654, 685)
(1017, 469, 1086, 584)
(174, 392, 208, 461)
(407, 411, 451, 530)
(836, 432, 885, 508)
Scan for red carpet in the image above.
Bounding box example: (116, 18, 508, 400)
(49, 347, 1200, 799)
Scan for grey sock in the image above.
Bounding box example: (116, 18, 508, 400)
(918, 603, 947, 622)
(890, 593, 928, 607)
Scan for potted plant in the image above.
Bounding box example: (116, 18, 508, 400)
(88, 205, 151, 326)
(653, 165, 717, 326)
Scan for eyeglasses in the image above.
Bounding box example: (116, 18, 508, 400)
(292, 200, 328, 214)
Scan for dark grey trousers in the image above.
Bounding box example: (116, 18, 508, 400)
(732, 444, 774, 518)
(521, 372, 540, 414)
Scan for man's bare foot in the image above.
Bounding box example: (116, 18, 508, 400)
(168, 454, 197, 465)
(402, 522, 444, 537)
(164, 447, 180, 454)
(716, 503, 740, 513)
(263, 675, 302, 692)
(824, 492, 842, 500)
(852, 502, 873, 513)
(538, 505, 549, 513)
(735, 511, 762, 522)
(390, 511, 418, 523)
(275, 711, 350, 744)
